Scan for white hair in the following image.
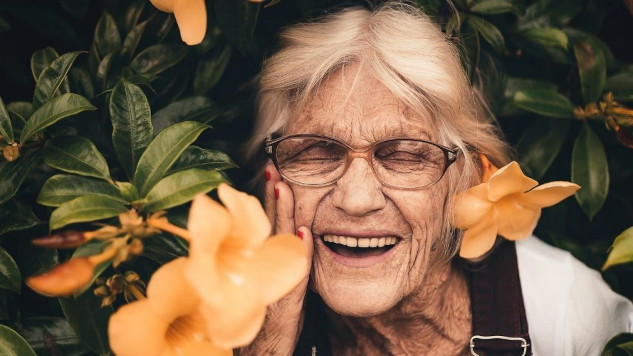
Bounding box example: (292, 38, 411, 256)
(248, 2, 511, 259)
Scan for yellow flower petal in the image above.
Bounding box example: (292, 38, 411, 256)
(173, 0, 207, 45)
(26, 258, 94, 297)
(188, 193, 232, 256)
(146, 258, 200, 321)
(519, 181, 580, 208)
(459, 211, 498, 259)
(108, 300, 169, 356)
(452, 184, 493, 229)
(495, 196, 541, 240)
(487, 161, 538, 202)
(200, 302, 267, 348)
(218, 183, 272, 250)
(150, 0, 177, 12)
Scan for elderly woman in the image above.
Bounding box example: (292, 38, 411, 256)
(242, 3, 633, 355)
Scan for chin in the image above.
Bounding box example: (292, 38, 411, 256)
(317, 280, 403, 317)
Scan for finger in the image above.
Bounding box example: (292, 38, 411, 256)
(274, 181, 295, 235)
(296, 226, 314, 274)
(264, 163, 281, 225)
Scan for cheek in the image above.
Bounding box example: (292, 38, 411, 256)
(290, 185, 330, 228)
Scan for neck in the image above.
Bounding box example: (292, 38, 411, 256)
(325, 261, 471, 355)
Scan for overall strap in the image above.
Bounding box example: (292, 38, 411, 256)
(466, 240, 532, 356)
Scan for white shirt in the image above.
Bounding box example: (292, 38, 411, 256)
(516, 236, 633, 355)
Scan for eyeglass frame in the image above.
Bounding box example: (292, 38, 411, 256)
(264, 134, 460, 190)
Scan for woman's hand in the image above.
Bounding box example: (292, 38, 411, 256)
(238, 164, 313, 355)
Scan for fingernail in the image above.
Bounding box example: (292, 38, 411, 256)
(265, 169, 271, 181)
(297, 229, 304, 239)
(274, 187, 279, 200)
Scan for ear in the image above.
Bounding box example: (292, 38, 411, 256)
(478, 152, 498, 182)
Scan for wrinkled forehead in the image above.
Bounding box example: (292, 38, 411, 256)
(283, 63, 438, 147)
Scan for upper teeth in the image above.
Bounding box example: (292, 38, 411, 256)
(322, 235, 398, 248)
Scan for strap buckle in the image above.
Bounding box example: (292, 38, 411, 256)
(470, 335, 529, 356)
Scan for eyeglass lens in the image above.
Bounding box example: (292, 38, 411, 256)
(274, 137, 448, 188)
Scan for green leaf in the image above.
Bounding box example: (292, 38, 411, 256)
(20, 93, 96, 143)
(603, 227, 633, 270)
(68, 68, 95, 99)
(0, 199, 42, 236)
(170, 146, 237, 173)
(0, 97, 14, 144)
(121, 20, 148, 59)
(72, 240, 111, 296)
(152, 96, 221, 134)
(194, 43, 232, 95)
(115, 181, 139, 202)
(110, 80, 153, 178)
(518, 0, 583, 29)
(574, 41, 606, 104)
(95, 51, 115, 91)
(215, 0, 260, 55)
(92, 12, 121, 60)
(33, 51, 83, 110)
(466, 16, 505, 53)
(37, 175, 124, 207)
(59, 292, 113, 355)
(43, 136, 111, 181)
(412, 0, 439, 20)
(513, 89, 574, 119)
(21, 317, 87, 356)
(50, 196, 127, 230)
(517, 27, 568, 50)
(130, 44, 187, 76)
(606, 71, 633, 101)
(6, 102, 33, 123)
(30, 47, 59, 82)
(0, 325, 36, 356)
(134, 121, 209, 197)
(516, 118, 570, 180)
(0, 150, 40, 205)
(16, 235, 58, 277)
(0, 247, 21, 294)
(470, 0, 516, 15)
(572, 123, 609, 220)
(143, 233, 188, 264)
(145, 169, 225, 212)
(123, 0, 146, 33)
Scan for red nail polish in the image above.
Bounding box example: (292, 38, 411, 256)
(274, 187, 279, 200)
(297, 230, 304, 239)
(265, 169, 271, 181)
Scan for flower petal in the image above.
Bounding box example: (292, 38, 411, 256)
(519, 181, 580, 208)
(188, 193, 232, 257)
(108, 300, 169, 356)
(26, 258, 94, 297)
(218, 183, 271, 250)
(150, 0, 176, 12)
(495, 196, 541, 240)
(146, 258, 200, 321)
(459, 211, 498, 259)
(200, 302, 267, 348)
(452, 184, 493, 229)
(487, 161, 538, 201)
(173, 0, 207, 45)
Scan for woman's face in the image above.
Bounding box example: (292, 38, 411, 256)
(283, 64, 450, 317)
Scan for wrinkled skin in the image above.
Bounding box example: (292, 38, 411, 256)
(241, 63, 471, 355)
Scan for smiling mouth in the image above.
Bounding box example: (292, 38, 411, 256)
(320, 234, 401, 258)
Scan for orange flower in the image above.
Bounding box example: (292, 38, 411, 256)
(453, 161, 580, 259)
(108, 258, 231, 356)
(150, 0, 206, 45)
(185, 183, 308, 348)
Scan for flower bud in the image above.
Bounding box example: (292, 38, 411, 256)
(2, 145, 19, 162)
(26, 258, 94, 297)
(32, 230, 87, 249)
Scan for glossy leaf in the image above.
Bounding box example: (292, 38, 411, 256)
(33, 51, 83, 110)
(68, 68, 94, 99)
(170, 146, 237, 173)
(93, 12, 121, 60)
(466, 16, 504, 53)
(121, 20, 148, 59)
(516, 118, 570, 180)
(37, 175, 124, 207)
(152, 96, 221, 134)
(0, 97, 14, 144)
(95, 52, 115, 91)
(59, 292, 113, 355)
(513, 88, 574, 119)
(194, 43, 232, 95)
(0, 199, 42, 236)
(0, 150, 40, 205)
(72, 240, 111, 296)
(517, 27, 568, 50)
(6, 101, 33, 123)
(0, 325, 36, 356)
(134, 121, 209, 196)
(602, 332, 633, 356)
(215, 0, 260, 55)
(30, 47, 59, 82)
(20, 93, 96, 143)
(145, 169, 225, 211)
(50, 196, 127, 230)
(123, 0, 146, 33)
(572, 123, 609, 220)
(130, 44, 187, 76)
(0, 247, 21, 294)
(110, 80, 153, 178)
(574, 41, 606, 104)
(43, 136, 111, 181)
(606, 71, 633, 102)
(21, 317, 87, 356)
(518, 0, 583, 29)
(470, 0, 515, 15)
(115, 181, 139, 202)
(16, 235, 58, 277)
(603, 227, 633, 270)
(143, 233, 188, 265)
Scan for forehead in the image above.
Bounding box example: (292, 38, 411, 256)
(284, 64, 437, 146)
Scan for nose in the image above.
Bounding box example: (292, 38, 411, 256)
(331, 157, 387, 216)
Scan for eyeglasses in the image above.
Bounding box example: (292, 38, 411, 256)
(265, 134, 459, 190)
